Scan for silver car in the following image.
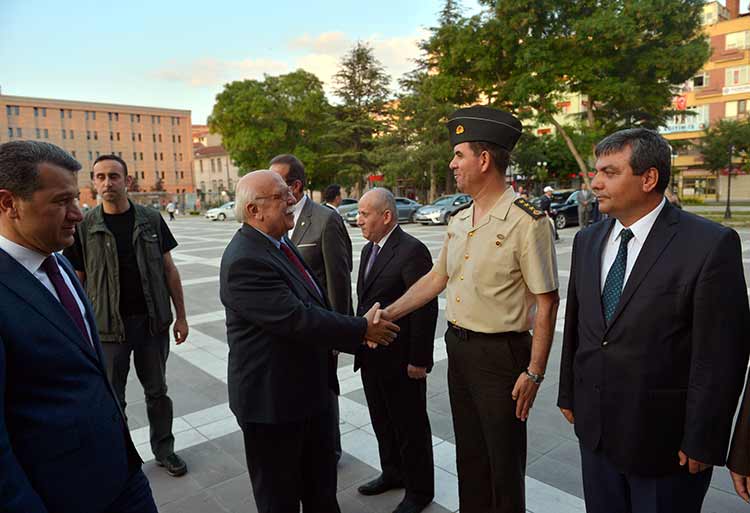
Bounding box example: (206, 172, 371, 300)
(205, 201, 236, 221)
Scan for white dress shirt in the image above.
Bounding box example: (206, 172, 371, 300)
(0, 234, 93, 340)
(600, 198, 667, 293)
(374, 224, 398, 249)
(288, 194, 308, 239)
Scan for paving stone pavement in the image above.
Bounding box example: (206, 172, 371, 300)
(121, 214, 750, 512)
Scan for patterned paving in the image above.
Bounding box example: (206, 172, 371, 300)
(121, 214, 750, 512)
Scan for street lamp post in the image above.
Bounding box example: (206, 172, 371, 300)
(725, 144, 734, 220)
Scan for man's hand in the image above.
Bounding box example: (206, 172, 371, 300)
(678, 450, 712, 474)
(560, 408, 575, 424)
(173, 318, 188, 345)
(511, 372, 539, 421)
(364, 303, 399, 346)
(731, 471, 750, 503)
(372, 307, 393, 325)
(407, 364, 427, 380)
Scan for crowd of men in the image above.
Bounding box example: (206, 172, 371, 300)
(2, 103, 750, 513)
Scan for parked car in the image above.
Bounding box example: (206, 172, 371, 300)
(205, 201, 236, 221)
(531, 189, 597, 229)
(414, 194, 472, 225)
(337, 198, 358, 216)
(394, 197, 422, 223)
(345, 209, 359, 227)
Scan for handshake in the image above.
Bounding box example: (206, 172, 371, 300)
(362, 303, 398, 349)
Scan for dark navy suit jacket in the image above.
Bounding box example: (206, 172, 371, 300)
(0, 249, 140, 513)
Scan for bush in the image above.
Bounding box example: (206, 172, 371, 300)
(681, 197, 705, 205)
(189, 210, 201, 216)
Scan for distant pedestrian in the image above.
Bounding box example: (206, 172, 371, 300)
(539, 186, 559, 240)
(577, 182, 594, 227)
(323, 183, 343, 212)
(166, 201, 176, 221)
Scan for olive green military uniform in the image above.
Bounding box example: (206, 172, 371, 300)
(434, 187, 557, 512)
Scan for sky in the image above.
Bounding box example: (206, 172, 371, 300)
(1, 0, 748, 125)
(0, 0, 481, 124)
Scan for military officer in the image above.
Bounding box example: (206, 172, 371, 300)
(375, 105, 559, 513)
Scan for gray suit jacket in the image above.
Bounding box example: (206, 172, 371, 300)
(291, 197, 353, 315)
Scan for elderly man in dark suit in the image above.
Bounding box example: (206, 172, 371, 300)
(0, 141, 156, 513)
(557, 128, 750, 513)
(270, 154, 353, 460)
(354, 188, 438, 513)
(220, 170, 399, 513)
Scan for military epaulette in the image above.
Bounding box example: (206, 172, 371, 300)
(514, 198, 545, 220)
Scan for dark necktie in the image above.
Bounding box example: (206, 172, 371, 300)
(41, 255, 92, 346)
(364, 243, 380, 280)
(602, 228, 634, 323)
(280, 242, 320, 297)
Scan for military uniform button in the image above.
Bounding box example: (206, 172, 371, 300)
(456, 296, 461, 303)
(464, 254, 469, 260)
(496, 241, 502, 246)
(460, 275, 464, 280)
(602, 340, 609, 347)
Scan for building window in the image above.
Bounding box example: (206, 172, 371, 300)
(130, 114, 135, 122)
(14, 106, 19, 115)
(7, 128, 13, 138)
(16, 128, 22, 137)
(110, 131, 114, 141)
(211, 159, 215, 172)
(139, 152, 143, 160)
(151, 116, 155, 124)
(96, 151, 100, 158)
(137, 114, 141, 122)
(173, 153, 177, 161)
(199, 160, 204, 172)
(157, 116, 161, 124)
(160, 152, 163, 161)
(172, 135, 175, 143)
(180, 171, 184, 179)
(726, 31, 750, 51)
(141, 171, 144, 179)
(92, 112, 96, 120)
(152, 134, 156, 142)
(154, 152, 158, 160)
(36, 128, 41, 139)
(87, 130, 91, 140)
(178, 135, 181, 143)
(42, 108, 46, 117)
(60, 108, 65, 119)
(34, 107, 39, 117)
(71, 151, 76, 158)
(44, 129, 48, 139)
(726, 99, 748, 117)
(726, 66, 750, 87)
(158, 134, 162, 142)
(179, 153, 183, 161)
(115, 113, 119, 122)
(177, 118, 180, 125)
(68, 110, 72, 119)
(62, 129, 67, 139)
(85, 111, 89, 120)
(94, 131, 98, 140)
(138, 133, 142, 142)
(108, 112, 112, 121)
(118, 152, 122, 157)
(88, 151, 93, 160)
(5, 106, 11, 116)
(161, 171, 165, 179)
(116, 132, 120, 141)
(133, 152, 137, 161)
(217, 158, 221, 168)
(70, 129, 74, 139)
(132, 132, 136, 142)
(692, 73, 709, 88)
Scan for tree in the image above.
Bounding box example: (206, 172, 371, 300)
(326, 42, 391, 188)
(424, 0, 710, 184)
(208, 70, 336, 190)
(700, 119, 750, 173)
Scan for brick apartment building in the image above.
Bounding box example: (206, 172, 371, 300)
(0, 94, 195, 205)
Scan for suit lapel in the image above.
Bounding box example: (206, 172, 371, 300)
(0, 250, 100, 365)
(361, 227, 401, 296)
(357, 242, 371, 299)
(291, 198, 313, 245)
(592, 218, 615, 331)
(605, 204, 679, 332)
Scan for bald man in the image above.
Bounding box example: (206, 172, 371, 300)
(354, 189, 438, 513)
(219, 171, 400, 513)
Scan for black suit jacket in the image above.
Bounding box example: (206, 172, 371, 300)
(220, 225, 367, 424)
(291, 197, 353, 315)
(558, 203, 750, 476)
(0, 251, 140, 513)
(354, 226, 438, 372)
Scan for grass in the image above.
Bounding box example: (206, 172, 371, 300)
(692, 210, 750, 227)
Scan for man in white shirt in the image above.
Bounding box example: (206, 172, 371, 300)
(0, 140, 158, 513)
(557, 128, 750, 513)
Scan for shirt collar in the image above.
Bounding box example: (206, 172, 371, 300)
(460, 187, 515, 221)
(251, 226, 282, 249)
(374, 224, 398, 248)
(612, 197, 667, 243)
(0, 234, 49, 274)
(292, 194, 308, 215)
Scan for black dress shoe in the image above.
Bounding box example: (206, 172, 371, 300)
(392, 498, 432, 513)
(357, 475, 404, 496)
(156, 453, 188, 477)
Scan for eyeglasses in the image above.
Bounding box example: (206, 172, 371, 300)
(255, 190, 293, 202)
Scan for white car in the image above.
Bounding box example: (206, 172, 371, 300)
(205, 201, 236, 221)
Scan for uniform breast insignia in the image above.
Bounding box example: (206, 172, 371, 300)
(513, 198, 545, 220)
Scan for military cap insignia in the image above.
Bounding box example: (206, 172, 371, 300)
(514, 198, 545, 220)
(455, 124, 465, 135)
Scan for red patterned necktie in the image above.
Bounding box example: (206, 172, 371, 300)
(41, 255, 92, 346)
(280, 242, 321, 298)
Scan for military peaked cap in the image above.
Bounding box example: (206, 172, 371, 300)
(446, 106, 522, 151)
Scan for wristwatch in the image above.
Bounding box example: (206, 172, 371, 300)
(525, 368, 544, 385)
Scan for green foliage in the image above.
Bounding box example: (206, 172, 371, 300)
(208, 70, 337, 189)
(700, 119, 750, 173)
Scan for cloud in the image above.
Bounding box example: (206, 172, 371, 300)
(288, 32, 351, 54)
(152, 57, 289, 87)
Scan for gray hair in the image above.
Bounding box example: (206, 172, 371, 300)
(595, 128, 671, 194)
(0, 141, 81, 199)
(368, 187, 398, 221)
(234, 169, 272, 222)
